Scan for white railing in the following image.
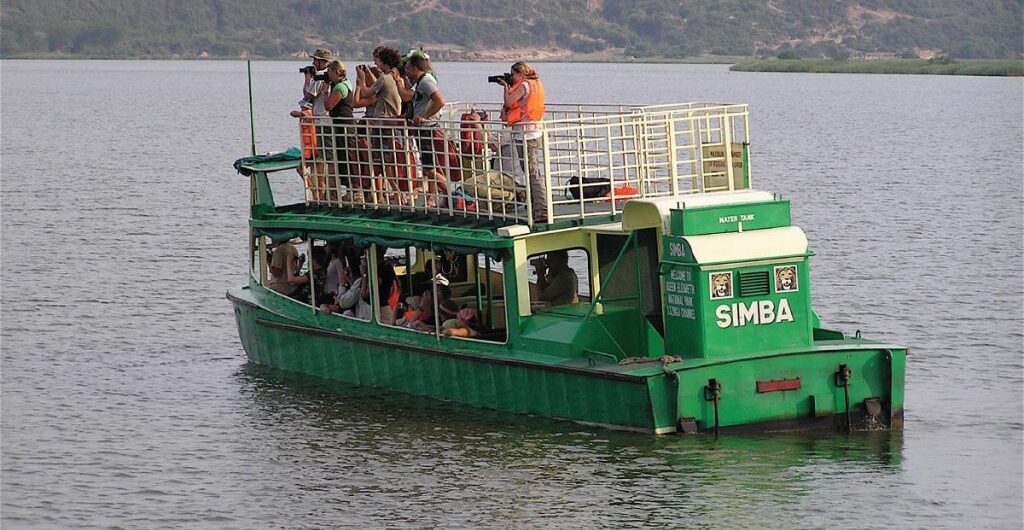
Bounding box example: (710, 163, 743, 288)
(297, 102, 750, 226)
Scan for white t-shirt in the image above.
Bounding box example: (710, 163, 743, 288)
(325, 257, 343, 297)
(302, 77, 329, 123)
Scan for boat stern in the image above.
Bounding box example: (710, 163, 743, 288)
(667, 344, 906, 434)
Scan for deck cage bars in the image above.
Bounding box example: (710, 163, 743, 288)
(297, 102, 750, 226)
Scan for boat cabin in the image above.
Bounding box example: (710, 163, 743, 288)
(237, 102, 819, 363)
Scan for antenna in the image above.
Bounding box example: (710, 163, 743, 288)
(247, 60, 256, 156)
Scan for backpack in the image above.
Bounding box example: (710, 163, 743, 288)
(565, 176, 612, 200)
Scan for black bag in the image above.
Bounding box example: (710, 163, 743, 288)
(566, 176, 612, 200)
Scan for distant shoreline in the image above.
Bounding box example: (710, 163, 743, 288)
(731, 58, 1023, 77)
(0, 51, 746, 64)
(4, 55, 1022, 76)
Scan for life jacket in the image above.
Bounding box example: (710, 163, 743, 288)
(505, 78, 545, 126)
(430, 128, 463, 182)
(459, 110, 485, 156)
(299, 107, 318, 159)
(387, 279, 400, 312)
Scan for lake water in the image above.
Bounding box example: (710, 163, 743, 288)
(2, 60, 1022, 529)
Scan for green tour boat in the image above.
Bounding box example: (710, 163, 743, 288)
(228, 101, 906, 434)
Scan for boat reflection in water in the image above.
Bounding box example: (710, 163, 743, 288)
(236, 363, 903, 525)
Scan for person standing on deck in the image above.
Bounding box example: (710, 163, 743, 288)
(400, 50, 446, 208)
(353, 47, 405, 203)
(324, 60, 356, 198)
(291, 49, 334, 197)
(498, 61, 546, 223)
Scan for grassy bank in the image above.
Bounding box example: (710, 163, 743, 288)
(730, 59, 1023, 76)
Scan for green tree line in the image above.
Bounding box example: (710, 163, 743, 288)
(2, 0, 1021, 60)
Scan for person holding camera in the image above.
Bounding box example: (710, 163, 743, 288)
(534, 250, 578, 306)
(299, 48, 333, 114)
(323, 60, 356, 197)
(497, 61, 547, 223)
(290, 49, 334, 199)
(401, 50, 447, 207)
(353, 47, 405, 202)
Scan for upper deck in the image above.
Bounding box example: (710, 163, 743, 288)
(242, 101, 751, 230)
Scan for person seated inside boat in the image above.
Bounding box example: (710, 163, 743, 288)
(442, 307, 481, 339)
(376, 246, 399, 326)
(431, 250, 467, 284)
(292, 244, 329, 303)
(268, 241, 309, 298)
(324, 242, 345, 300)
(321, 251, 371, 320)
(396, 284, 457, 331)
(534, 250, 578, 306)
(397, 289, 432, 328)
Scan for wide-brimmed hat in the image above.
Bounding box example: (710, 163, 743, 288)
(311, 48, 333, 61)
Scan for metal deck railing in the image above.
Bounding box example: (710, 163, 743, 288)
(297, 102, 750, 226)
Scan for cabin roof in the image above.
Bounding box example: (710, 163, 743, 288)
(621, 190, 777, 232)
(233, 148, 302, 175)
(683, 226, 808, 264)
(252, 204, 516, 250)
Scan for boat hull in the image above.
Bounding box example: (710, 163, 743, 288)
(231, 288, 664, 433)
(229, 286, 904, 434)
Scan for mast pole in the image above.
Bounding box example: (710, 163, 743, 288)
(248, 60, 256, 156)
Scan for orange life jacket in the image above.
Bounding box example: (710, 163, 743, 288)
(505, 78, 545, 126)
(299, 107, 318, 159)
(387, 279, 400, 312)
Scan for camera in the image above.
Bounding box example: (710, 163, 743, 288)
(530, 257, 547, 270)
(300, 65, 316, 74)
(313, 71, 331, 82)
(487, 73, 513, 85)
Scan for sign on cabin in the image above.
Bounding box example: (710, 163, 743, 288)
(701, 143, 747, 190)
(661, 234, 814, 359)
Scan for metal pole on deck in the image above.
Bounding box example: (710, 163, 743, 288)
(247, 60, 256, 156)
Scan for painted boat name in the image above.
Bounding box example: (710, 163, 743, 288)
(715, 298, 794, 328)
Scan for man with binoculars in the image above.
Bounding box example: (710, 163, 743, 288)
(533, 250, 578, 306)
(299, 48, 333, 116)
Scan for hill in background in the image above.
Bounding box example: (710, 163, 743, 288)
(2, 0, 1021, 60)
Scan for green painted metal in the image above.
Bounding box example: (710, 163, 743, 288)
(741, 143, 750, 188)
(671, 346, 907, 432)
(660, 257, 814, 358)
(670, 200, 791, 236)
(230, 284, 661, 432)
(231, 139, 906, 434)
(252, 171, 275, 216)
(230, 278, 905, 434)
(252, 205, 515, 252)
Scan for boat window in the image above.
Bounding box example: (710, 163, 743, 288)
(381, 244, 436, 333)
(595, 229, 663, 335)
(263, 236, 315, 301)
(377, 244, 507, 343)
(526, 248, 591, 313)
(314, 239, 371, 321)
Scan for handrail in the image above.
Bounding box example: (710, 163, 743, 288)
(288, 102, 751, 228)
